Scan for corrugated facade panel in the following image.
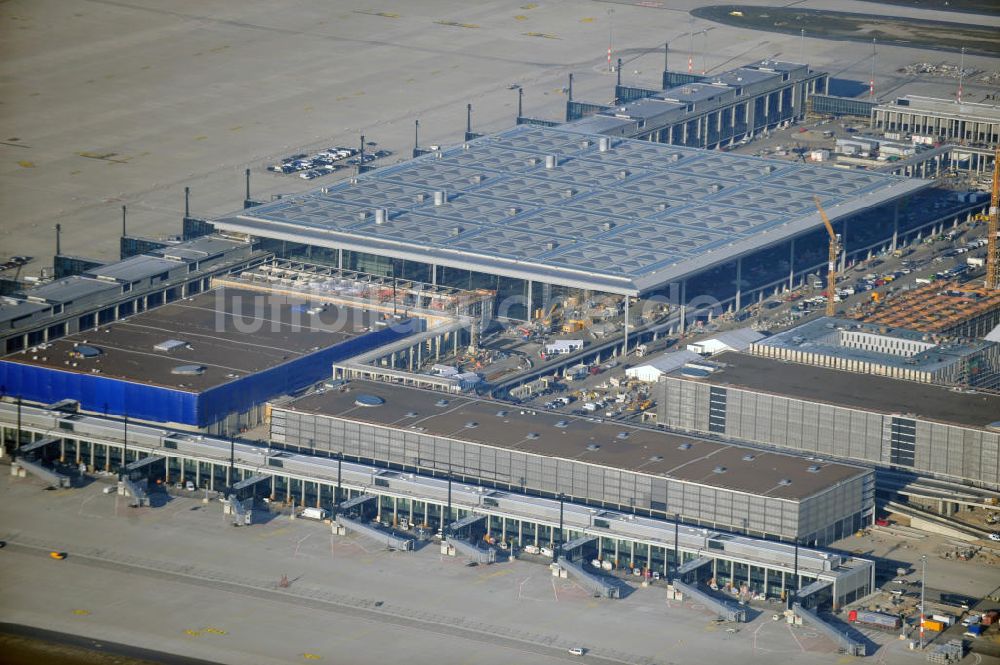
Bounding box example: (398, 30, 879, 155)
(0, 319, 424, 428)
(272, 407, 818, 541)
(657, 376, 1000, 488)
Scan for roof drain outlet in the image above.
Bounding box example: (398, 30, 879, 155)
(374, 208, 388, 225)
(598, 137, 611, 152)
(545, 154, 557, 169)
(434, 190, 447, 206)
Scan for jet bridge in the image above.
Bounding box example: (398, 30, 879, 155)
(792, 603, 865, 656)
(677, 555, 713, 576)
(340, 493, 376, 512)
(671, 579, 748, 622)
(448, 513, 486, 532)
(560, 535, 596, 556)
(13, 458, 71, 488)
(336, 514, 413, 550)
(17, 437, 60, 456)
(556, 557, 619, 598)
(447, 536, 496, 564)
(121, 476, 150, 507)
(231, 474, 271, 501)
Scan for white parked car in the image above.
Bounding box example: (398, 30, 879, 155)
(989, 533, 1000, 542)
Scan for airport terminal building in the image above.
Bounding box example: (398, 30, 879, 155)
(213, 124, 983, 323)
(268, 381, 875, 546)
(656, 352, 1000, 490)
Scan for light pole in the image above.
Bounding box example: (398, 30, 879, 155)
(800, 29, 805, 64)
(919, 554, 927, 649)
(607, 9, 614, 72)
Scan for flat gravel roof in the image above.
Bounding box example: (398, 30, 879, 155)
(216, 124, 927, 295)
(281, 380, 869, 501)
(693, 352, 1000, 429)
(6, 287, 379, 392)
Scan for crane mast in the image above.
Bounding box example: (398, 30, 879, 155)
(813, 196, 841, 317)
(986, 146, 1000, 291)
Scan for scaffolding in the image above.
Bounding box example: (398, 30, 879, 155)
(854, 281, 1000, 335)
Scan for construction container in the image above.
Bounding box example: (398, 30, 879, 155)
(849, 610, 901, 629)
(921, 619, 945, 632)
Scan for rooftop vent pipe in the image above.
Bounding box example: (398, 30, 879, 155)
(545, 154, 557, 169)
(434, 190, 447, 206)
(374, 208, 388, 225)
(598, 137, 611, 152)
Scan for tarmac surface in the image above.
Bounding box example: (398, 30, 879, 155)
(5, 470, 986, 665)
(3, 0, 1000, 274)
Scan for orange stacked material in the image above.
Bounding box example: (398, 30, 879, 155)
(854, 281, 1000, 335)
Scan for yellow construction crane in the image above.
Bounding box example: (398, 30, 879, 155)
(813, 196, 842, 317)
(986, 146, 1000, 290)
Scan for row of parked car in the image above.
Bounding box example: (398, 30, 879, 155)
(267, 146, 359, 180)
(0, 255, 30, 273)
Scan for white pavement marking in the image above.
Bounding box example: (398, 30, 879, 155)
(551, 577, 559, 603)
(294, 533, 313, 557)
(787, 624, 806, 653)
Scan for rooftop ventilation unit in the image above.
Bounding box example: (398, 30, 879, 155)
(602, 222, 615, 231)
(778, 478, 792, 486)
(545, 240, 558, 251)
(598, 137, 611, 152)
(712, 466, 727, 474)
(526, 432, 540, 440)
(496, 410, 508, 417)
(807, 465, 822, 473)
(554, 420, 569, 428)
(434, 190, 447, 206)
(506, 207, 520, 217)
(349, 177, 358, 185)
(404, 411, 419, 417)
(580, 139, 592, 148)
(742, 454, 755, 461)
(415, 193, 427, 203)
(435, 399, 449, 407)
(678, 442, 692, 450)
(762, 165, 776, 175)
(450, 226, 463, 237)
(354, 394, 385, 407)
(171, 364, 205, 376)
(616, 432, 629, 439)
(545, 155, 557, 169)
(649, 455, 663, 462)
(708, 183, 723, 194)
(358, 210, 368, 220)
(586, 443, 601, 451)
(470, 174, 484, 184)
(464, 421, 478, 429)
(154, 339, 187, 353)
(616, 169, 629, 180)
(374, 208, 388, 225)
(562, 188, 575, 199)
(657, 203, 669, 212)
(527, 157, 540, 166)
(669, 154, 681, 162)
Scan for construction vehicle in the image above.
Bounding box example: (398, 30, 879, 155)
(985, 146, 1000, 290)
(813, 196, 842, 317)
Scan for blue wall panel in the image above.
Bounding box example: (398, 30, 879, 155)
(0, 360, 198, 424)
(1, 318, 424, 428)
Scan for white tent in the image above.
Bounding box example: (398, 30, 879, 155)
(625, 350, 701, 383)
(687, 328, 764, 356)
